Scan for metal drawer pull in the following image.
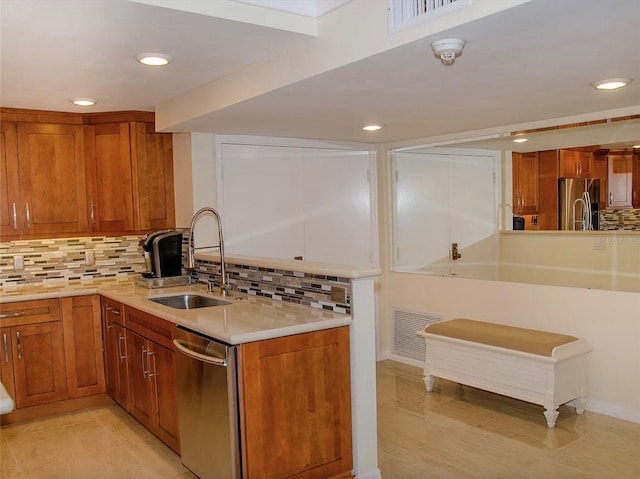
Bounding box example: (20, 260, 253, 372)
(12, 203, 17, 230)
(3, 333, 8, 363)
(0, 311, 25, 319)
(25, 203, 31, 229)
(147, 350, 155, 379)
(90, 201, 95, 227)
(112, 309, 121, 316)
(117, 334, 126, 362)
(142, 347, 148, 378)
(16, 331, 21, 360)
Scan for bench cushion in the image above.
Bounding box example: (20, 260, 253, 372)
(425, 319, 578, 357)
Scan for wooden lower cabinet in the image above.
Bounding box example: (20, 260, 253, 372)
(0, 299, 67, 409)
(124, 306, 180, 454)
(239, 326, 353, 479)
(61, 295, 105, 398)
(100, 298, 131, 410)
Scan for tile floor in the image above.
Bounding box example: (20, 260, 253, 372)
(1, 360, 639, 478)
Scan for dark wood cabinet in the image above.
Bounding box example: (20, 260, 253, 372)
(512, 152, 539, 214)
(239, 326, 352, 479)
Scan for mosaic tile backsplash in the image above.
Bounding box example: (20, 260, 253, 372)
(600, 208, 640, 230)
(0, 235, 352, 314)
(0, 236, 145, 286)
(190, 259, 351, 314)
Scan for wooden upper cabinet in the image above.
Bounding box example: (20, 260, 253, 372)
(84, 123, 135, 232)
(512, 152, 539, 214)
(133, 122, 175, 231)
(16, 122, 89, 236)
(559, 149, 591, 178)
(0, 122, 21, 238)
(84, 120, 175, 233)
(1, 108, 175, 238)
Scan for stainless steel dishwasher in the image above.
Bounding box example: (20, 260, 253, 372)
(173, 326, 241, 479)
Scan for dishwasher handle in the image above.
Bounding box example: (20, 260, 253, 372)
(173, 339, 228, 367)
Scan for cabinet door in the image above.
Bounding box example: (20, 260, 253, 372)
(559, 150, 591, 178)
(11, 322, 67, 408)
(633, 154, 640, 207)
(16, 123, 89, 235)
(149, 342, 180, 453)
(240, 327, 352, 479)
(0, 327, 16, 404)
(61, 295, 105, 398)
(127, 330, 154, 430)
(0, 122, 21, 238)
(133, 122, 175, 231)
(513, 152, 539, 214)
(537, 150, 559, 230)
(84, 123, 135, 232)
(607, 155, 633, 208)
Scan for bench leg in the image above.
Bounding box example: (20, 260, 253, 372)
(543, 408, 559, 428)
(574, 396, 587, 415)
(423, 374, 435, 392)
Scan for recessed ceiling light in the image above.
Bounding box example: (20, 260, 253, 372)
(135, 53, 172, 66)
(591, 78, 633, 90)
(633, 144, 640, 149)
(362, 124, 383, 131)
(71, 98, 97, 107)
(513, 138, 529, 143)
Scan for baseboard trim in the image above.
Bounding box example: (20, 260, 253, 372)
(0, 394, 113, 425)
(357, 468, 382, 479)
(377, 350, 640, 425)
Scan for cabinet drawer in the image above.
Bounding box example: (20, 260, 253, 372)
(125, 306, 174, 350)
(0, 298, 60, 327)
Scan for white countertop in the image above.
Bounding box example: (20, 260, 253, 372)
(0, 280, 352, 345)
(99, 283, 352, 345)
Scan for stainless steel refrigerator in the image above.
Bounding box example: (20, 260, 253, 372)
(559, 178, 600, 230)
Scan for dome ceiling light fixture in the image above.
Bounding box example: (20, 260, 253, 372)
(135, 52, 172, 66)
(71, 98, 97, 107)
(513, 137, 529, 143)
(591, 78, 633, 90)
(431, 38, 466, 66)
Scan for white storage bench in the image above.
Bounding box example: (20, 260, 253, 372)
(417, 319, 592, 427)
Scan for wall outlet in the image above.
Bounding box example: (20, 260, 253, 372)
(85, 250, 96, 266)
(13, 255, 24, 271)
(592, 237, 605, 250)
(331, 286, 347, 304)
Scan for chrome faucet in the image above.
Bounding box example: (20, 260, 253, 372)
(187, 207, 229, 296)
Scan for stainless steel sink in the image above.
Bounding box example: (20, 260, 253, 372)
(148, 294, 231, 310)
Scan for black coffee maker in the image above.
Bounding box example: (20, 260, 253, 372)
(139, 230, 183, 278)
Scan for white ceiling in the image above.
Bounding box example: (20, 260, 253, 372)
(1, 0, 639, 144)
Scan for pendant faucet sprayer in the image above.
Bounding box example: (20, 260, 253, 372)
(187, 207, 229, 296)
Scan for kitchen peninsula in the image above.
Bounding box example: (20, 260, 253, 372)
(0, 255, 381, 479)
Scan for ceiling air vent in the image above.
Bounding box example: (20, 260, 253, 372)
(388, 0, 471, 34)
